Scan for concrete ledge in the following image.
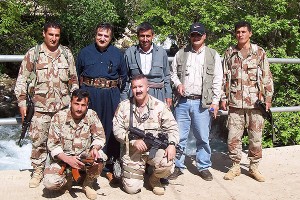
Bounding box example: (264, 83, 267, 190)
(1, 145, 299, 200)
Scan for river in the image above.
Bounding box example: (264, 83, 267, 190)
(0, 125, 31, 170)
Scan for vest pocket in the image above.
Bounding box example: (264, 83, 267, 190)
(150, 65, 163, 76)
(58, 63, 69, 82)
(129, 63, 141, 75)
(35, 63, 49, 83)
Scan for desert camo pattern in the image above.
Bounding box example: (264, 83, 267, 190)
(222, 44, 274, 109)
(113, 95, 179, 193)
(47, 109, 106, 158)
(14, 43, 79, 112)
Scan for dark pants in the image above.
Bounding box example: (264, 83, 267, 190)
(81, 85, 120, 171)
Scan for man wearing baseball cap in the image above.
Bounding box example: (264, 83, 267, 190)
(169, 22, 223, 181)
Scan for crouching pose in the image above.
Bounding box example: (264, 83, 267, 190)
(113, 75, 179, 195)
(43, 89, 107, 200)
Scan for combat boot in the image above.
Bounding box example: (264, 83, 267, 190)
(29, 167, 44, 188)
(61, 174, 73, 193)
(249, 164, 265, 182)
(149, 174, 165, 195)
(82, 177, 97, 200)
(224, 163, 241, 180)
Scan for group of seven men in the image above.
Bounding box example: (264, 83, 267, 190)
(14, 20, 273, 199)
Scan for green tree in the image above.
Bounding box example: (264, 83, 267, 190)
(42, 0, 120, 55)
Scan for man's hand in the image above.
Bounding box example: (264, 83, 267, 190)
(164, 144, 176, 161)
(177, 84, 185, 96)
(133, 139, 148, 152)
(90, 145, 101, 161)
(165, 98, 172, 107)
(64, 155, 85, 169)
(19, 106, 27, 122)
(209, 104, 219, 119)
(266, 102, 272, 111)
(221, 101, 227, 111)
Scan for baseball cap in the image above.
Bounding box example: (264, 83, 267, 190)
(190, 22, 205, 35)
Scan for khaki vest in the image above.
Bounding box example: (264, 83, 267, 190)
(175, 45, 216, 108)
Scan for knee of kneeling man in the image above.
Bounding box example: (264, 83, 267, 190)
(122, 178, 143, 194)
(43, 174, 65, 190)
(124, 185, 142, 194)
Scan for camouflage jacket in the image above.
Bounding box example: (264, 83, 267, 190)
(14, 43, 79, 112)
(222, 44, 274, 109)
(47, 109, 106, 158)
(113, 95, 179, 146)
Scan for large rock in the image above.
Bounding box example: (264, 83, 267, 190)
(0, 74, 18, 117)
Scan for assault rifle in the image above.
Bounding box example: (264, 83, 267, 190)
(128, 126, 183, 159)
(59, 154, 104, 182)
(18, 83, 34, 147)
(255, 99, 279, 144)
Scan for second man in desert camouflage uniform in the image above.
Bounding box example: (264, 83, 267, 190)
(14, 22, 79, 188)
(221, 21, 274, 182)
(113, 74, 179, 195)
(44, 89, 106, 200)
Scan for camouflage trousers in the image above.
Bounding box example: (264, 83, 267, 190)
(29, 111, 55, 169)
(121, 148, 174, 194)
(43, 162, 103, 190)
(227, 107, 264, 164)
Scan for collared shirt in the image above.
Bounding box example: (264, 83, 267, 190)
(47, 109, 106, 158)
(222, 44, 274, 108)
(139, 44, 153, 75)
(14, 43, 79, 112)
(113, 95, 179, 145)
(76, 43, 127, 89)
(171, 45, 223, 104)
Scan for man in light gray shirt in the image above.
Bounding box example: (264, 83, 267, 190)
(169, 22, 223, 181)
(123, 22, 172, 107)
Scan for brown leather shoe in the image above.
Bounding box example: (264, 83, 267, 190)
(199, 169, 213, 181)
(167, 167, 183, 180)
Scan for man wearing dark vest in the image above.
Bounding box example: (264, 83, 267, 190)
(168, 22, 223, 181)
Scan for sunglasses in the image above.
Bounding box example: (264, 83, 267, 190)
(190, 33, 203, 37)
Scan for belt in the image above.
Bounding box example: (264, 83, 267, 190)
(81, 76, 118, 88)
(186, 95, 202, 100)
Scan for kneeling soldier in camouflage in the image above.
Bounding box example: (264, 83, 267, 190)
(43, 89, 106, 199)
(113, 74, 179, 195)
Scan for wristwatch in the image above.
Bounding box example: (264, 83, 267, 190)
(169, 141, 176, 146)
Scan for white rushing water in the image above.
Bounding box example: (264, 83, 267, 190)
(0, 125, 32, 170)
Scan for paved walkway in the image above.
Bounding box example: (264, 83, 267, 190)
(1, 145, 299, 200)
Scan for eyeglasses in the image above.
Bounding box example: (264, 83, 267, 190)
(190, 33, 203, 37)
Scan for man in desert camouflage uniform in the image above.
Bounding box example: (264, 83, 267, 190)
(44, 89, 106, 200)
(14, 22, 79, 188)
(221, 21, 274, 182)
(113, 74, 179, 195)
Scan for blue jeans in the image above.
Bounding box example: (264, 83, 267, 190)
(174, 98, 212, 171)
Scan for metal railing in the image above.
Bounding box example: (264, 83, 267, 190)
(1, 55, 300, 64)
(0, 55, 300, 126)
(1, 106, 300, 126)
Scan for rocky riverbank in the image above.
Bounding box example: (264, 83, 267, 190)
(0, 74, 18, 118)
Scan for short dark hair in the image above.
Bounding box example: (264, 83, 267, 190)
(131, 74, 147, 82)
(43, 21, 62, 32)
(71, 89, 90, 102)
(95, 22, 114, 36)
(234, 21, 252, 32)
(137, 22, 154, 35)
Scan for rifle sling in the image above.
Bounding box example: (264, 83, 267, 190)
(130, 100, 133, 128)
